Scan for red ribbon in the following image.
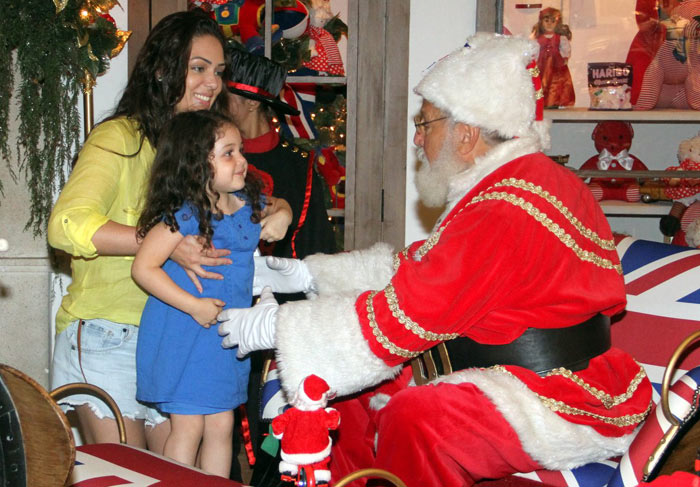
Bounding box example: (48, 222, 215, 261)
(238, 404, 256, 466)
(227, 81, 275, 99)
(290, 151, 314, 259)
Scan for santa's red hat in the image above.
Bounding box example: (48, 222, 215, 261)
(295, 374, 330, 410)
(414, 33, 551, 150)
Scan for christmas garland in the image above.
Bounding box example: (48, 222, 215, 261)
(0, 0, 129, 235)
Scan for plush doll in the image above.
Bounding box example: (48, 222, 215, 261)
(625, 0, 678, 105)
(660, 133, 700, 243)
(272, 374, 340, 485)
(684, 210, 700, 246)
(300, 0, 345, 76)
(530, 7, 575, 108)
(633, 0, 700, 110)
(579, 121, 649, 201)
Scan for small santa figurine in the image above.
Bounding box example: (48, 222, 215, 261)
(272, 374, 340, 485)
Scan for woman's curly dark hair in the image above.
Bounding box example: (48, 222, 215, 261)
(109, 9, 228, 151)
(137, 111, 264, 248)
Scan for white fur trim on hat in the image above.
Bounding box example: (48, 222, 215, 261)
(415, 33, 544, 142)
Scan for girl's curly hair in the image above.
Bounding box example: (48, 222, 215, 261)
(137, 110, 264, 248)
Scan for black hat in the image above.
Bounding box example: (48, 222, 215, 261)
(225, 48, 300, 116)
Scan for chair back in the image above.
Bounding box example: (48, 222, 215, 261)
(0, 364, 75, 487)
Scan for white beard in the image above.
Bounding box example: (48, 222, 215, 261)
(415, 143, 464, 208)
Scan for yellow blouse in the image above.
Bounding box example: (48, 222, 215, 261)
(48, 117, 156, 333)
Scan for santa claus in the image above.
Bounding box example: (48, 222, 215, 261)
(219, 33, 652, 486)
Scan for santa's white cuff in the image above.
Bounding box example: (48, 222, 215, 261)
(304, 242, 395, 297)
(275, 293, 401, 399)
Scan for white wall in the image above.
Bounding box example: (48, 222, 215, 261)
(405, 0, 477, 244)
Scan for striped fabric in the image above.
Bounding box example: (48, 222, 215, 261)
(70, 443, 242, 486)
(279, 83, 318, 141)
(261, 358, 290, 421)
(512, 238, 700, 486)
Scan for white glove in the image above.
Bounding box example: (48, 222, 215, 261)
(252, 256, 316, 295)
(218, 286, 278, 358)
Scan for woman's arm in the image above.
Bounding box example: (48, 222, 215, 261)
(260, 196, 293, 242)
(132, 223, 225, 327)
(91, 221, 141, 255)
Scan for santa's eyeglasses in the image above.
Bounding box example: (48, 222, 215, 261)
(414, 115, 448, 134)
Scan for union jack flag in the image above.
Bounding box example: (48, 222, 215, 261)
(260, 358, 290, 421)
(512, 237, 700, 487)
(279, 83, 318, 140)
(70, 443, 242, 486)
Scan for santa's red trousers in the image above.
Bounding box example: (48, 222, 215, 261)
(329, 368, 542, 487)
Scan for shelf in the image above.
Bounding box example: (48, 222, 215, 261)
(573, 170, 700, 179)
(286, 76, 347, 84)
(599, 200, 671, 216)
(545, 107, 700, 122)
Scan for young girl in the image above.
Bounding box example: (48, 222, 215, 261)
(132, 110, 291, 477)
(531, 7, 575, 108)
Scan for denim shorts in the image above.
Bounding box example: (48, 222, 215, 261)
(51, 319, 167, 427)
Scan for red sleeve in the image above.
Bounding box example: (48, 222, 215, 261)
(355, 163, 626, 367)
(272, 411, 289, 436)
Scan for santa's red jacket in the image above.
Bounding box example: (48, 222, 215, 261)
(273, 136, 652, 471)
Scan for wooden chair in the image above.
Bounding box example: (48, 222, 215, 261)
(0, 364, 126, 487)
(0, 364, 243, 487)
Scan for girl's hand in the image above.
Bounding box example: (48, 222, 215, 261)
(260, 209, 292, 242)
(171, 235, 232, 293)
(189, 297, 226, 328)
(260, 197, 293, 243)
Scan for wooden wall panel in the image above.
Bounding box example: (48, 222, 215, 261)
(127, 0, 186, 76)
(382, 0, 409, 250)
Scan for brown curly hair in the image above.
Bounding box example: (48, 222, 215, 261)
(137, 111, 264, 248)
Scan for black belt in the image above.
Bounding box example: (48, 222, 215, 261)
(411, 314, 611, 384)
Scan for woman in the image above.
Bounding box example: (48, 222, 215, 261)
(48, 9, 230, 453)
(224, 47, 336, 261)
(222, 47, 337, 484)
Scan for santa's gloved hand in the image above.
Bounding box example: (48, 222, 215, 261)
(218, 286, 278, 358)
(252, 256, 316, 295)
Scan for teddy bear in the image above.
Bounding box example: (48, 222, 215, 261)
(625, 0, 678, 105)
(272, 374, 340, 485)
(578, 121, 649, 202)
(684, 212, 700, 247)
(659, 133, 700, 243)
(631, 0, 700, 110)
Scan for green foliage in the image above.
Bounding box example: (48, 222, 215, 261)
(0, 0, 124, 235)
